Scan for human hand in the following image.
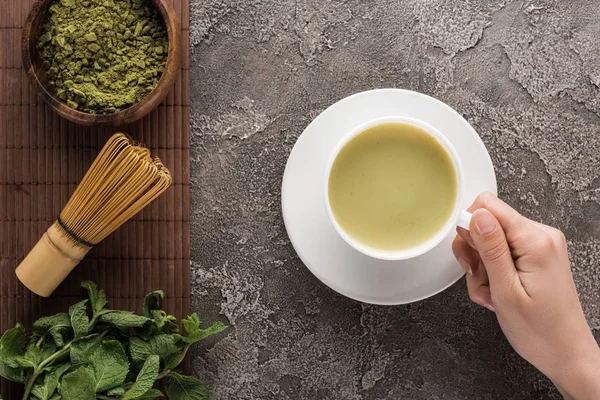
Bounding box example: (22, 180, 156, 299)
(452, 193, 600, 399)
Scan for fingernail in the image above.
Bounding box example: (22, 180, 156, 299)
(483, 303, 496, 312)
(474, 210, 497, 236)
(458, 257, 473, 276)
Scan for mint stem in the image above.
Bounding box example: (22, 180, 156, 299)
(35, 334, 46, 348)
(21, 373, 37, 400)
(89, 313, 100, 329)
(22, 315, 103, 400)
(157, 369, 171, 380)
(21, 343, 71, 400)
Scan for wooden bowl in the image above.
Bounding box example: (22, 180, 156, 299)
(22, 0, 180, 127)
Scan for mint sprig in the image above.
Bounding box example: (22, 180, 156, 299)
(164, 371, 208, 400)
(0, 281, 227, 399)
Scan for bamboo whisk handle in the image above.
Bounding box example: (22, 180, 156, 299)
(16, 223, 92, 297)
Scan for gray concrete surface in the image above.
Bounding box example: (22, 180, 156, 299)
(187, 1, 600, 398)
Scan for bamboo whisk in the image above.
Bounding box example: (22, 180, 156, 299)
(16, 133, 172, 297)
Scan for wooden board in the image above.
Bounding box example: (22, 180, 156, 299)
(0, 0, 190, 397)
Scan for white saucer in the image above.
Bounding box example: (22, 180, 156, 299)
(281, 89, 497, 305)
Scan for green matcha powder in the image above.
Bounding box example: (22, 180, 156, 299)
(38, 0, 169, 114)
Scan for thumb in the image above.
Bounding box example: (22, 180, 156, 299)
(470, 209, 523, 298)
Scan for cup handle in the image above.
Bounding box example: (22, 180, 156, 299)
(457, 210, 472, 231)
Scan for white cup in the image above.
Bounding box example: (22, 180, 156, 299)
(324, 116, 472, 261)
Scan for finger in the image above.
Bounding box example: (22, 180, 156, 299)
(470, 192, 547, 258)
(466, 196, 485, 213)
(453, 235, 493, 310)
(457, 192, 499, 249)
(466, 261, 494, 311)
(470, 193, 525, 235)
(457, 227, 475, 248)
(452, 235, 480, 275)
(469, 209, 527, 300)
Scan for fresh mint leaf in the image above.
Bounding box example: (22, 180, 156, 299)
(182, 313, 201, 334)
(105, 386, 126, 396)
(70, 335, 101, 365)
(58, 367, 96, 400)
(143, 309, 179, 336)
(81, 281, 108, 316)
(31, 363, 70, 400)
(182, 313, 227, 344)
(89, 340, 129, 392)
(129, 336, 154, 366)
(130, 334, 180, 368)
(0, 360, 24, 383)
(33, 313, 72, 347)
(21, 342, 57, 369)
(150, 310, 176, 332)
(133, 314, 227, 371)
(0, 324, 27, 368)
(0, 282, 221, 400)
(69, 300, 89, 338)
(100, 311, 151, 330)
(164, 371, 208, 400)
(162, 314, 180, 334)
(143, 290, 164, 318)
(122, 355, 159, 400)
(131, 388, 164, 399)
(163, 349, 187, 371)
(149, 310, 165, 330)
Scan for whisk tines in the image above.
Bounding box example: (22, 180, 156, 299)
(16, 133, 172, 297)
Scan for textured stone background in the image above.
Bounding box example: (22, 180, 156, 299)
(187, 1, 600, 398)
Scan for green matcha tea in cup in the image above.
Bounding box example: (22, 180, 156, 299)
(325, 116, 472, 261)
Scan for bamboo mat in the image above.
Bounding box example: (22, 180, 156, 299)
(0, 0, 190, 397)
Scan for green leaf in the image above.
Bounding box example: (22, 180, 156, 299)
(142, 309, 179, 336)
(148, 310, 164, 330)
(69, 300, 89, 338)
(100, 311, 151, 330)
(105, 386, 125, 396)
(70, 335, 101, 365)
(132, 388, 164, 399)
(122, 355, 159, 400)
(58, 367, 96, 400)
(33, 313, 73, 347)
(163, 348, 187, 371)
(81, 281, 108, 316)
(89, 340, 129, 392)
(31, 363, 70, 400)
(162, 314, 180, 334)
(182, 313, 227, 344)
(129, 334, 180, 368)
(150, 310, 176, 332)
(0, 360, 24, 383)
(164, 371, 208, 400)
(142, 290, 164, 318)
(21, 342, 57, 369)
(0, 324, 27, 368)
